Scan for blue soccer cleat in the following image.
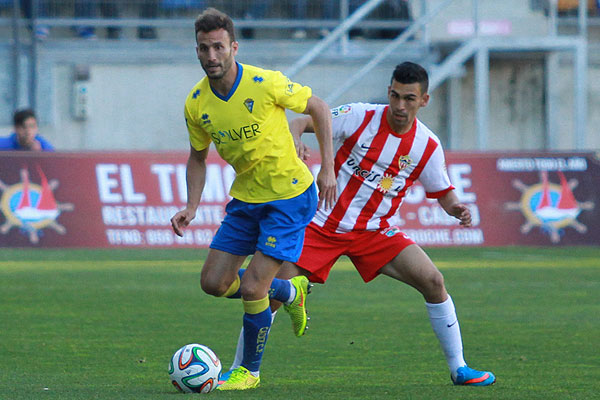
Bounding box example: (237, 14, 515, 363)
(218, 369, 233, 386)
(451, 365, 496, 386)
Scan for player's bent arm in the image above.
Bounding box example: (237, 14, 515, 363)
(302, 95, 337, 209)
(437, 190, 472, 227)
(289, 115, 313, 161)
(289, 115, 314, 136)
(170, 146, 208, 236)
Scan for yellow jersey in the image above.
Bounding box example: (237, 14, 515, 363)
(184, 62, 314, 203)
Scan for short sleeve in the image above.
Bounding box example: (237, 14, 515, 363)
(330, 103, 369, 141)
(270, 71, 312, 114)
(184, 101, 210, 151)
(419, 143, 454, 198)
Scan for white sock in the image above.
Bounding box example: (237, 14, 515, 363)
(425, 295, 466, 377)
(285, 281, 297, 305)
(230, 311, 277, 372)
(230, 325, 244, 371)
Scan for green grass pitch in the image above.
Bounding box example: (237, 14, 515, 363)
(1, 247, 599, 399)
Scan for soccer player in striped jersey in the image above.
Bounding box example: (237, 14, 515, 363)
(227, 61, 495, 387)
(170, 8, 336, 391)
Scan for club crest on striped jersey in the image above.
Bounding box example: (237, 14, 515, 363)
(398, 155, 412, 171)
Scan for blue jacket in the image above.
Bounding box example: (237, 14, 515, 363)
(0, 132, 54, 151)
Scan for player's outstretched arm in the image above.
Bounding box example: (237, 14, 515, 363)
(170, 146, 208, 237)
(303, 95, 336, 210)
(437, 190, 472, 227)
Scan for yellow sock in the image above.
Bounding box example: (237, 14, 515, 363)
(242, 296, 269, 314)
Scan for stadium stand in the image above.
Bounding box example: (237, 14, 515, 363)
(0, 0, 598, 151)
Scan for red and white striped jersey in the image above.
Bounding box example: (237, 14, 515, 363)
(313, 103, 454, 233)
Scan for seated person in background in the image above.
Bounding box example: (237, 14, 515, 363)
(0, 109, 54, 151)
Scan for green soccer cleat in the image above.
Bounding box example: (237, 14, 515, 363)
(217, 366, 260, 391)
(284, 275, 311, 337)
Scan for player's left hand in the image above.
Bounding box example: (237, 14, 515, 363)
(316, 167, 337, 210)
(449, 203, 472, 227)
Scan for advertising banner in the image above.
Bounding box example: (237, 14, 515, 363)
(0, 151, 598, 248)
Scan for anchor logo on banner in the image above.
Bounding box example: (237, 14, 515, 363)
(0, 166, 74, 244)
(505, 171, 594, 243)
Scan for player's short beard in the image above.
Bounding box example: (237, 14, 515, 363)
(202, 49, 234, 80)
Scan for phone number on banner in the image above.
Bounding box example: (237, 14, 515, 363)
(105, 228, 214, 246)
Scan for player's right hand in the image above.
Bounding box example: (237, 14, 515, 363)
(316, 166, 337, 211)
(170, 208, 196, 237)
(450, 203, 472, 227)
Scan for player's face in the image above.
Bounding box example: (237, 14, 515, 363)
(15, 117, 38, 147)
(386, 80, 429, 134)
(196, 28, 238, 80)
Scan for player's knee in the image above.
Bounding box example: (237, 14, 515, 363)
(239, 280, 261, 300)
(426, 270, 446, 294)
(200, 276, 228, 297)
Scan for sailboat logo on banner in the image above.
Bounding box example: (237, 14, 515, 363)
(505, 171, 594, 243)
(0, 166, 74, 244)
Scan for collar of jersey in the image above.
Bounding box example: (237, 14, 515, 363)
(209, 61, 243, 102)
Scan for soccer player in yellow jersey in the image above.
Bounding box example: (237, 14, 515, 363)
(170, 8, 336, 391)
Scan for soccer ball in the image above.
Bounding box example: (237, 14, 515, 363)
(168, 343, 222, 393)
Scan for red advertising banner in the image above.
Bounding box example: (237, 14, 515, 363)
(0, 151, 598, 248)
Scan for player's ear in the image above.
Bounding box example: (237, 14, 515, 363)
(231, 41, 239, 55)
(421, 93, 430, 107)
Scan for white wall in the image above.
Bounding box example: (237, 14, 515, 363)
(40, 56, 600, 152)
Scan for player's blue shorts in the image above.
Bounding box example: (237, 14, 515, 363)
(210, 183, 317, 263)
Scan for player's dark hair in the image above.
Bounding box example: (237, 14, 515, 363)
(391, 62, 429, 93)
(13, 108, 36, 127)
(194, 8, 236, 43)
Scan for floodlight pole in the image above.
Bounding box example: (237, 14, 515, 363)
(11, 0, 21, 110)
(574, 0, 588, 150)
(472, 0, 489, 150)
(29, 0, 39, 110)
